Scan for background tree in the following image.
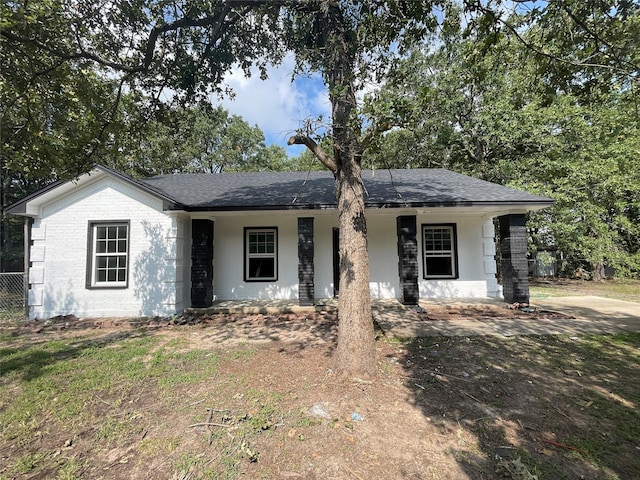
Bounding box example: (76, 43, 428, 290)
(0, 7, 126, 271)
(366, 14, 640, 278)
(513, 97, 640, 279)
(0, 10, 289, 269)
(363, 33, 544, 181)
(482, 0, 640, 100)
(0, 88, 291, 269)
(109, 103, 291, 175)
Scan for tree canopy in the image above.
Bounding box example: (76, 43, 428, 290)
(108, 102, 291, 176)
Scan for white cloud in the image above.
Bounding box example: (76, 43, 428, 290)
(211, 55, 386, 157)
(212, 55, 330, 151)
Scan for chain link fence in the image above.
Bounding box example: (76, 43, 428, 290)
(0, 272, 26, 322)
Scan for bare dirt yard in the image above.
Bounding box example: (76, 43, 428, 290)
(1, 281, 639, 479)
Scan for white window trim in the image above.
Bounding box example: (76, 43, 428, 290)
(422, 224, 458, 279)
(244, 227, 278, 282)
(87, 221, 130, 289)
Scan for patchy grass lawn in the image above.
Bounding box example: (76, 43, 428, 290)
(1, 314, 639, 480)
(530, 278, 640, 303)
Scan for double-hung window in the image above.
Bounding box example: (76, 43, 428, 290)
(422, 224, 458, 279)
(245, 228, 278, 281)
(88, 221, 129, 288)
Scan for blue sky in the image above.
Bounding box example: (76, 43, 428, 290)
(212, 55, 330, 156)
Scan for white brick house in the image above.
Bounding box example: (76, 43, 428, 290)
(7, 165, 552, 319)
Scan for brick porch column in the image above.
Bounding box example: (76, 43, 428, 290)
(498, 214, 530, 304)
(191, 219, 214, 308)
(397, 215, 419, 305)
(298, 217, 315, 306)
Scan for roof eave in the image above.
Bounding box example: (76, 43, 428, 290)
(180, 203, 338, 212)
(5, 180, 66, 216)
(174, 199, 554, 212)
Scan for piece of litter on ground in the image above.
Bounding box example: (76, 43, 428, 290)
(351, 412, 363, 422)
(308, 403, 332, 420)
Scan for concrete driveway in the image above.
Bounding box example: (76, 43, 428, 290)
(373, 296, 640, 339)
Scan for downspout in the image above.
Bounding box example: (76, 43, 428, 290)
(23, 217, 31, 319)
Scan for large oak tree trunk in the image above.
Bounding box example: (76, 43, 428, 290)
(323, 5, 376, 376)
(333, 157, 377, 376)
(286, 2, 377, 376)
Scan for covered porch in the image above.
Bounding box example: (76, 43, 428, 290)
(187, 213, 532, 311)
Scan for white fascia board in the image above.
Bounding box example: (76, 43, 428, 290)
(23, 169, 107, 217)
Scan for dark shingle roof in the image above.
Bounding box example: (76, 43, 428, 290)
(140, 168, 552, 211)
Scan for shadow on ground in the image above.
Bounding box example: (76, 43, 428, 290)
(397, 333, 640, 479)
(0, 330, 149, 382)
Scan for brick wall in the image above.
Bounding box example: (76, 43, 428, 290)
(191, 219, 214, 308)
(28, 175, 180, 319)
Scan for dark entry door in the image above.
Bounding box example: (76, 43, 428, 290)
(332, 227, 339, 297)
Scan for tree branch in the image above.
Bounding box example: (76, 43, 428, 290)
(475, 3, 637, 78)
(0, 0, 331, 83)
(0, 29, 144, 73)
(288, 135, 337, 172)
(360, 121, 392, 150)
(141, 4, 234, 71)
(1, 58, 67, 116)
(557, 3, 639, 75)
(78, 75, 130, 176)
(227, 0, 328, 10)
(2, 2, 259, 75)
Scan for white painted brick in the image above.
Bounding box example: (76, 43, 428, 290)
(29, 176, 179, 318)
(482, 221, 494, 239)
(167, 225, 178, 238)
(31, 223, 46, 240)
(483, 241, 496, 256)
(484, 259, 497, 274)
(29, 267, 44, 284)
(29, 289, 44, 306)
(31, 245, 46, 262)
